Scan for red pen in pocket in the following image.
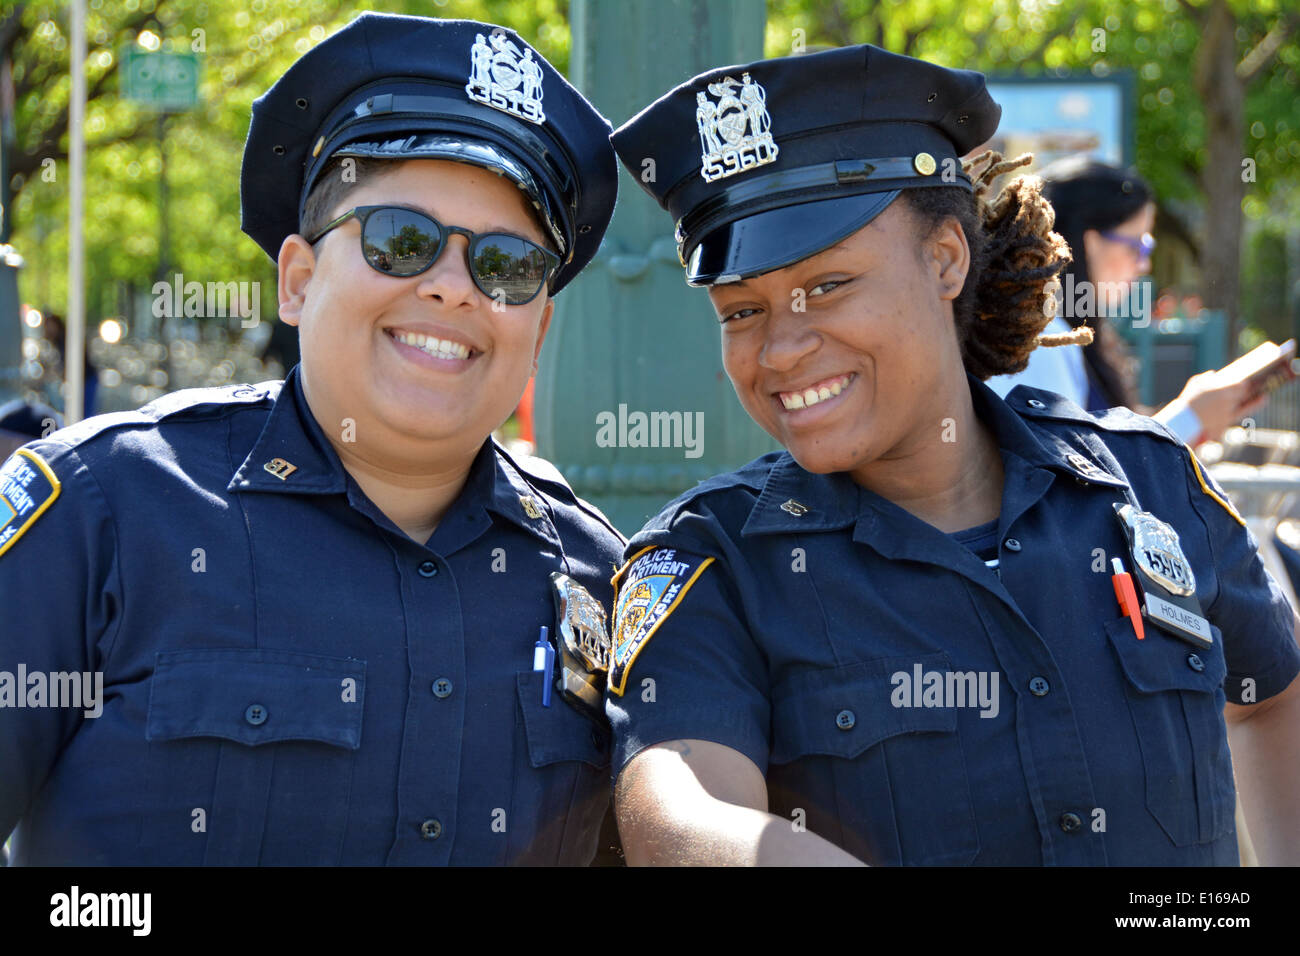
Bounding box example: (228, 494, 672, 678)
(1111, 557, 1144, 640)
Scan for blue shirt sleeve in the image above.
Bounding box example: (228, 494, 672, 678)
(1181, 450, 1300, 704)
(0, 441, 122, 842)
(605, 533, 771, 780)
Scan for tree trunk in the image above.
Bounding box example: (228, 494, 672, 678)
(1195, 0, 1246, 354)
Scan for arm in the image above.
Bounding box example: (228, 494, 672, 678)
(616, 738, 864, 866)
(1223, 611, 1300, 866)
(0, 443, 114, 844)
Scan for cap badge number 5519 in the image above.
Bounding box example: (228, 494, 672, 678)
(466, 33, 545, 125)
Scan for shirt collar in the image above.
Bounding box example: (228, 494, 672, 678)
(741, 372, 1127, 536)
(229, 364, 560, 546)
(985, 377, 1129, 490)
(229, 364, 347, 495)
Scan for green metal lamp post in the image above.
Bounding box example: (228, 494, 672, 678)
(536, 0, 778, 536)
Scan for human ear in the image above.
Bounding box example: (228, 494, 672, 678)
(930, 216, 970, 302)
(1081, 228, 1106, 268)
(531, 297, 555, 372)
(277, 234, 317, 328)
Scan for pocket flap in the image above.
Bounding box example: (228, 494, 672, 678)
(770, 653, 959, 764)
(146, 648, 366, 749)
(516, 671, 610, 768)
(1105, 619, 1226, 695)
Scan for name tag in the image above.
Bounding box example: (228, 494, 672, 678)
(1143, 591, 1213, 649)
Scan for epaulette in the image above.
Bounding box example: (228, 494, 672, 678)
(494, 440, 625, 542)
(645, 450, 784, 531)
(1007, 384, 1183, 447)
(42, 381, 281, 450)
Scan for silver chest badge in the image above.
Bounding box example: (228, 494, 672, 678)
(466, 32, 545, 126)
(549, 572, 611, 722)
(696, 72, 779, 183)
(1115, 503, 1196, 597)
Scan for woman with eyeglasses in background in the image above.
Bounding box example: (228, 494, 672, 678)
(989, 157, 1266, 444)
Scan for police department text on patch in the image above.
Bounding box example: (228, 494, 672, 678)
(0, 449, 60, 557)
(610, 547, 714, 696)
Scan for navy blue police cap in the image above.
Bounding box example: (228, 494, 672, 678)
(611, 44, 1000, 286)
(241, 13, 618, 294)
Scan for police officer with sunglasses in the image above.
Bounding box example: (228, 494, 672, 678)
(0, 14, 623, 865)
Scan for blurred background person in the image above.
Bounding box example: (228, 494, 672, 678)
(0, 398, 61, 460)
(988, 158, 1266, 444)
(38, 312, 99, 418)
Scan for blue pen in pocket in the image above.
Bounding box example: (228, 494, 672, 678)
(533, 625, 554, 707)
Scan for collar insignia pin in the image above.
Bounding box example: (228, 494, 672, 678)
(1067, 453, 1107, 480)
(519, 495, 544, 519)
(263, 458, 297, 480)
(780, 499, 808, 516)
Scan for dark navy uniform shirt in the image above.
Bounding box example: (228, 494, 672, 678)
(0, 365, 623, 865)
(606, 375, 1300, 865)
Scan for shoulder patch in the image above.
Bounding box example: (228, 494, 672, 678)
(0, 449, 61, 557)
(608, 545, 714, 696)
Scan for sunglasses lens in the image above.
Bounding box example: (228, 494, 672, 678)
(471, 235, 551, 304)
(361, 208, 441, 275)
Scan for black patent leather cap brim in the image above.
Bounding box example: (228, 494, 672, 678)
(686, 189, 901, 286)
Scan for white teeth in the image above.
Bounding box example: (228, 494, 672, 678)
(393, 331, 470, 360)
(779, 374, 852, 410)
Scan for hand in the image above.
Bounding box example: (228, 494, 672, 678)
(1175, 371, 1269, 444)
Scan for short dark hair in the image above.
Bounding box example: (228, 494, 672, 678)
(298, 156, 390, 244)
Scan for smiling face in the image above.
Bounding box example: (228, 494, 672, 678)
(277, 159, 555, 460)
(706, 196, 972, 481)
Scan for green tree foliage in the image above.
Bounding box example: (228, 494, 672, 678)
(764, 0, 1300, 340)
(3, 0, 570, 319)
(5, 0, 1295, 339)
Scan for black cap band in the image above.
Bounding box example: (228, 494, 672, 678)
(675, 155, 972, 269)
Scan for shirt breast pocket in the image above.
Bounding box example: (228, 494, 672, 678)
(767, 654, 980, 865)
(142, 648, 365, 865)
(1104, 618, 1234, 847)
(509, 671, 611, 865)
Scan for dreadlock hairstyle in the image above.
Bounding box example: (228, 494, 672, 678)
(900, 150, 1091, 381)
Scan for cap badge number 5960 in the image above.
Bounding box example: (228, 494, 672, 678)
(696, 73, 778, 182)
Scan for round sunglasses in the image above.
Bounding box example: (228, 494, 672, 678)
(307, 205, 561, 305)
